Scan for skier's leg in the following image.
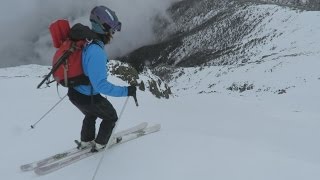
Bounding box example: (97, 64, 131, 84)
(81, 114, 97, 142)
(68, 88, 98, 143)
(93, 97, 118, 145)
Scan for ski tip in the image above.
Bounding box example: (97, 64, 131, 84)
(140, 122, 148, 127)
(146, 124, 161, 132)
(154, 124, 161, 129)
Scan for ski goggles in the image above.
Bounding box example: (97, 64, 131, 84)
(102, 21, 121, 34)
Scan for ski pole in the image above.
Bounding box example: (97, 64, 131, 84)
(30, 94, 67, 129)
(133, 94, 139, 106)
(132, 83, 140, 107)
(91, 96, 130, 180)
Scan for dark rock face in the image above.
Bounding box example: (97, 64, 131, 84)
(122, 0, 318, 74)
(121, 0, 271, 84)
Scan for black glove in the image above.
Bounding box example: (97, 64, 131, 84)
(127, 86, 137, 97)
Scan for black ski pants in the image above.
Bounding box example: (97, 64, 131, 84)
(68, 88, 118, 145)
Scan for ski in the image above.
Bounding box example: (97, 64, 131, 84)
(34, 124, 161, 176)
(20, 122, 148, 172)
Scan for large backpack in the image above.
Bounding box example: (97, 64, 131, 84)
(37, 19, 94, 88)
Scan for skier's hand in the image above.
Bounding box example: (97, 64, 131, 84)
(127, 86, 137, 97)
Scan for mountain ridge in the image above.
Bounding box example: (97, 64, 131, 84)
(122, 0, 320, 96)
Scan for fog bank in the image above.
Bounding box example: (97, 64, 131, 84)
(0, 0, 178, 67)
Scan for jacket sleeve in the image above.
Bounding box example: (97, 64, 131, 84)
(85, 44, 128, 97)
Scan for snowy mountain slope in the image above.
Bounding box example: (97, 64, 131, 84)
(124, 2, 320, 97)
(168, 4, 320, 96)
(1, 64, 320, 180)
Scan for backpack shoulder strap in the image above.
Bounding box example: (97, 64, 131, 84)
(92, 40, 104, 49)
(84, 39, 104, 50)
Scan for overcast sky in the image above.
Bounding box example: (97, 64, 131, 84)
(0, 0, 178, 67)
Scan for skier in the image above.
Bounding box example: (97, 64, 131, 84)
(67, 5, 137, 152)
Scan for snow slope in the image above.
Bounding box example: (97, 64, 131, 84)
(1, 3, 320, 180)
(169, 4, 320, 97)
(1, 62, 320, 180)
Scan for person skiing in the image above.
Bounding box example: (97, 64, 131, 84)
(67, 5, 137, 152)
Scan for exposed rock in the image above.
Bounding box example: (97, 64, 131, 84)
(109, 61, 172, 99)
